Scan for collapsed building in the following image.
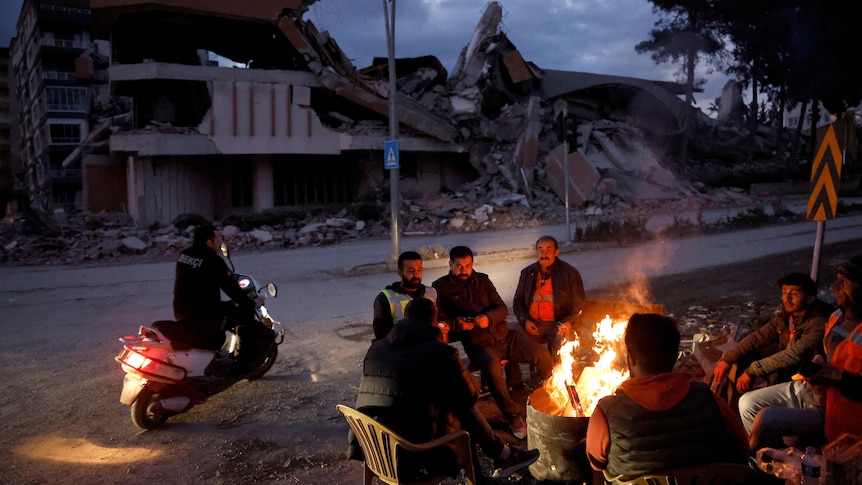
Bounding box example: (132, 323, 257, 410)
(78, 0, 740, 228)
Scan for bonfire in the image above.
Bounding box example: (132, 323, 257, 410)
(542, 314, 630, 417)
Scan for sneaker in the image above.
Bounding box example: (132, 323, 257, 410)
(492, 446, 540, 478)
(509, 415, 527, 440)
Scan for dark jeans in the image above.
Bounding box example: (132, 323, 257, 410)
(529, 319, 566, 356)
(457, 404, 506, 465)
(466, 325, 553, 418)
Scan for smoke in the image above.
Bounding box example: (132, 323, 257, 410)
(615, 240, 674, 308)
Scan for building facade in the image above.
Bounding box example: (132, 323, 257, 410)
(10, 0, 91, 213)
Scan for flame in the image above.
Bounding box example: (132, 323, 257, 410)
(542, 314, 629, 417)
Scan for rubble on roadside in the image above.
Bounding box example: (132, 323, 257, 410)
(0, 184, 780, 267)
(673, 301, 776, 382)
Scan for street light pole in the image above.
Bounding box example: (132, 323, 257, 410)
(383, 0, 400, 261)
(553, 99, 571, 242)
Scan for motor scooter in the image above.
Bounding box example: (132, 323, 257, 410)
(115, 243, 284, 429)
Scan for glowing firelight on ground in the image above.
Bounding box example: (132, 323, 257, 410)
(542, 314, 629, 417)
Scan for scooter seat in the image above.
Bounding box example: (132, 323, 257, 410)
(150, 320, 207, 350)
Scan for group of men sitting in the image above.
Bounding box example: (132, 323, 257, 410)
(350, 234, 862, 484)
(712, 255, 862, 461)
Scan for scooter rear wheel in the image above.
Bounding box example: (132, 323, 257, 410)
(131, 385, 172, 429)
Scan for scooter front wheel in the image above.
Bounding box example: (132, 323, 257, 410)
(131, 385, 174, 429)
(245, 344, 278, 381)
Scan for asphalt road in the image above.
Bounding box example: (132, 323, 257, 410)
(0, 214, 859, 483)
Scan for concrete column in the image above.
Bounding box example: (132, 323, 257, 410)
(252, 155, 274, 213)
(126, 155, 140, 225)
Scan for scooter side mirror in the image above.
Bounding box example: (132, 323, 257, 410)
(220, 243, 230, 258)
(266, 283, 277, 298)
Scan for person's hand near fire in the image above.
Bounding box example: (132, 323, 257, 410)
(735, 371, 754, 393)
(524, 319, 571, 337)
(712, 360, 732, 391)
(712, 360, 755, 393)
(557, 321, 572, 336)
(524, 319, 540, 336)
(793, 354, 841, 392)
(458, 314, 490, 331)
(437, 321, 450, 343)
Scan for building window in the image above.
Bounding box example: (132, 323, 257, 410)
(45, 86, 88, 112)
(48, 120, 84, 144)
(231, 161, 253, 207)
(273, 156, 357, 206)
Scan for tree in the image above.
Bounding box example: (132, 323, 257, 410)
(635, 0, 725, 169)
(713, 0, 862, 162)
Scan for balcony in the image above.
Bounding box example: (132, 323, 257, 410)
(48, 169, 82, 182)
(42, 38, 86, 49)
(39, 4, 90, 26)
(43, 71, 77, 82)
(40, 38, 88, 51)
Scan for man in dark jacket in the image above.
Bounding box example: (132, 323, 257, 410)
(587, 313, 749, 479)
(372, 250, 438, 341)
(353, 298, 539, 480)
(513, 235, 587, 355)
(713, 272, 833, 396)
(432, 246, 553, 440)
(172, 224, 254, 350)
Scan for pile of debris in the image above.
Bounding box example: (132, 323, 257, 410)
(0, 182, 765, 267)
(674, 302, 775, 383)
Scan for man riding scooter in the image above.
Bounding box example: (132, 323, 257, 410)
(116, 225, 283, 429)
(171, 224, 255, 352)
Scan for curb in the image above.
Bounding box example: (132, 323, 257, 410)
(343, 240, 605, 276)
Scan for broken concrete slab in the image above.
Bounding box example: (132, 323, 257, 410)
(544, 146, 601, 206)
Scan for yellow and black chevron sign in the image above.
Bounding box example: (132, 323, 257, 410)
(807, 123, 843, 221)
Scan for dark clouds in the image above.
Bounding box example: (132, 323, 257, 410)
(0, 0, 727, 111)
(307, 0, 727, 111)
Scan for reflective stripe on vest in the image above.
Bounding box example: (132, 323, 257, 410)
(825, 320, 862, 440)
(381, 286, 437, 325)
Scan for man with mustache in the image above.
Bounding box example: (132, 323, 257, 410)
(372, 250, 439, 341)
(433, 245, 553, 440)
(513, 235, 587, 356)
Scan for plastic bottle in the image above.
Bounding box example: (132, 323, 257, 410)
(756, 447, 802, 484)
(800, 446, 822, 485)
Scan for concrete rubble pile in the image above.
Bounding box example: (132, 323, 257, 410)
(2, 1, 812, 265)
(277, 1, 800, 211)
(0, 184, 764, 266)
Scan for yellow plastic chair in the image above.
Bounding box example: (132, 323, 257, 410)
(601, 463, 757, 485)
(336, 404, 477, 485)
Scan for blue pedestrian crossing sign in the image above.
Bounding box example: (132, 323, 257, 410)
(384, 140, 399, 169)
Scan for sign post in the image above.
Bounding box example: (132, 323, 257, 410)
(807, 122, 844, 280)
(383, 0, 400, 261)
(384, 140, 399, 169)
(553, 99, 570, 242)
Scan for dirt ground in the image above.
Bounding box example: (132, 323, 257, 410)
(1, 239, 858, 485)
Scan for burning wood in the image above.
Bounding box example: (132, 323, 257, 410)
(565, 384, 585, 416)
(541, 314, 630, 417)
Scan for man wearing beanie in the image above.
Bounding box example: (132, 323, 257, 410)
(819, 254, 862, 441)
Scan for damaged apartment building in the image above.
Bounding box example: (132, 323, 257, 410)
(77, 0, 697, 227)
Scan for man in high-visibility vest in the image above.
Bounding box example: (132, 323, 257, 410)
(372, 251, 439, 341)
(819, 254, 862, 441)
(513, 235, 586, 356)
(747, 254, 862, 450)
